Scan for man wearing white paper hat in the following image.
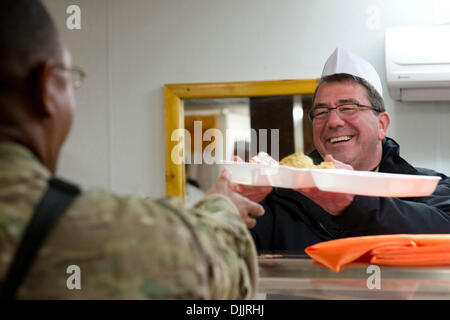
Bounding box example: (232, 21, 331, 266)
(311, 47, 390, 175)
(243, 48, 450, 253)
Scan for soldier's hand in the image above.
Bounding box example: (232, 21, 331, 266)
(206, 170, 265, 229)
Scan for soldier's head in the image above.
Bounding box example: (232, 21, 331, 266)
(0, 0, 81, 173)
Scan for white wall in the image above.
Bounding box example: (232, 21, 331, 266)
(44, 0, 111, 191)
(43, 0, 450, 198)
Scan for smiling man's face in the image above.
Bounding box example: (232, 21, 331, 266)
(312, 80, 389, 171)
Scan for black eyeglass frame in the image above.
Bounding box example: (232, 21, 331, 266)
(308, 103, 381, 122)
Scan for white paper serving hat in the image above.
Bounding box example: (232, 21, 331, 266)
(321, 48, 383, 97)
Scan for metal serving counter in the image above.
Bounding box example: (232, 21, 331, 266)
(256, 255, 450, 300)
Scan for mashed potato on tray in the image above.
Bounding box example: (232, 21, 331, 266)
(250, 151, 335, 169)
(279, 152, 335, 169)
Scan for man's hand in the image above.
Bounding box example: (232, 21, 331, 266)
(229, 184, 273, 203)
(228, 155, 273, 203)
(206, 170, 265, 229)
(295, 154, 355, 216)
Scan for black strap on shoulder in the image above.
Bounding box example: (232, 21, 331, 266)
(0, 177, 81, 300)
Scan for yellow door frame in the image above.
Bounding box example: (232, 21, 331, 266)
(164, 78, 318, 198)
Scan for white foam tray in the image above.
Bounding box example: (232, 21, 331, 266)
(222, 162, 441, 197)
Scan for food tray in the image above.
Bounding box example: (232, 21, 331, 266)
(222, 162, 441, 197)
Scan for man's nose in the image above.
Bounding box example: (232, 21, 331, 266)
(326, 109, 345, 128)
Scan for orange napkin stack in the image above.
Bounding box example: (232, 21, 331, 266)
(305, 234, 450, 272)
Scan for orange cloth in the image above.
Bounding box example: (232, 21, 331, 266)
(305, 234, 450, 272)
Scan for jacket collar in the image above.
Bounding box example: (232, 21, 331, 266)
(0, 141, 51, 178)
(379, 137, 418, 174)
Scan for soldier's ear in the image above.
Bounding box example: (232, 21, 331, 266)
(27, 61, 60, 118)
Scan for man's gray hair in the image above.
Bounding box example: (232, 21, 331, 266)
(312, 73, 386, 113)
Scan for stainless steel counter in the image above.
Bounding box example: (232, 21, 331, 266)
(257, 256, 450, 300)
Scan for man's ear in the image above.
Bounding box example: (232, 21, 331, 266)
(29, 61, 59, 118)
(377, 112, 390, 140)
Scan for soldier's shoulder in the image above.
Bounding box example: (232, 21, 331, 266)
(69, 188, 119, 212)
(66, 188, 190, 222)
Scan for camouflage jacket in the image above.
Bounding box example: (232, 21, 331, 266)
(0, 142, 258, 299)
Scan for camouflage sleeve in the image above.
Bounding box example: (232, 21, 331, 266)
(165, 194, 259, 299)
(18, 190, 258, 300)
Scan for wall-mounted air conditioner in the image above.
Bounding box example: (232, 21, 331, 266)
(385, 26, 450, 101)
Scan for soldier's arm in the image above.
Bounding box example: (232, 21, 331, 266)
(18, 189, 259, 299)
(159, 194, 259, 299)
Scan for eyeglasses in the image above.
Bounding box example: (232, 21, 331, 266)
(308, 103, 381, 122)
(53, 65, 86, 89)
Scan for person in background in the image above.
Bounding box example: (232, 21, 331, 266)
(185, 164, 206, 206)
(233, 140, 250, 163)
(0, 0, 263, 299)
(235, 48, 450, 253)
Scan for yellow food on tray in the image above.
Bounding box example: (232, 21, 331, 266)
(279, 152, 315, 168)
(279, 152, 335, 169)
(316, 161, 336, 169)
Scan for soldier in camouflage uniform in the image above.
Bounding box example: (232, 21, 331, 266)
(0, 0, 264, 299)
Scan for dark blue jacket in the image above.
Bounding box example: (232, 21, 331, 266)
(250, 137, 450, 253)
